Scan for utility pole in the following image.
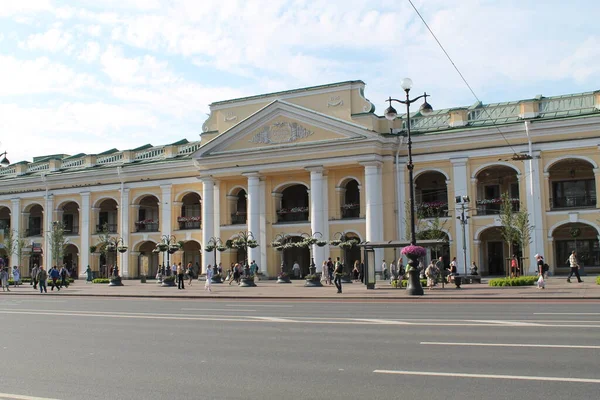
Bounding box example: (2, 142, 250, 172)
(456, 196, 471, 276)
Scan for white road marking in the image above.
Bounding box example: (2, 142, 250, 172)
(249, 316, 295, 323)
(421, 342, 600, 350)
(0, 392, 61, 400)
(468, 320, 543, 326)
(373, 370, 600, 384)
(534, 313, 600, 315)
(352, 318, 412, 325)
(181, 308, 257, 312)
(225, 304, 294, 308)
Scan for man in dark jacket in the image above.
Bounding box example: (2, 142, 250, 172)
(49, 266, 61, 291)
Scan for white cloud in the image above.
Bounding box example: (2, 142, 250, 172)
(21, 28, 74, 53)
(0, 55, 100, 96)
(78, 41, 101, 63)
(0, 0, 52, 17)
(100, 45, 180, 85)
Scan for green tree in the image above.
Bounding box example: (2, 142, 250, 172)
(48, 221, 69, 267)
(499, 192, 518, 277)
(514, 206, 533, 274)
(16, 231, 26, 269)
(2, 229, 16, 266)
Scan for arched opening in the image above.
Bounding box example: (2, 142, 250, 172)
(25, 204, 44, 237)
(137, 241, 159, 278)
(341, 233, 361, 270)
(479, 227, 521, 276)
(59, 201, 80, 236)
(340, 179, 360, 219)
(548, 159, 596, 209)
(96, 199, 118, 233)
(181, 241, 202, 273)
(231, 189, 247, 225)
(415, 171, 449, 218)
(475, 166, 519, 215)
(0, 206, 10, 236)
(277, 184, 309, 223)
(135, 195, 159, 232)
(63, 244, 79, 277)
(552, 223, 600, 270)
(178, 193, 201, 230)
(282, 236, 310, 278)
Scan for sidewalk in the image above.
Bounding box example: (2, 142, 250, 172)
(3, 276, 600, 300)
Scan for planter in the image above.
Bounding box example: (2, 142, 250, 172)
(277, 276, 291, 283)
(161, 277, 176, 287)
(304, 279, 323, 287)
(239, 277, 257, 287)
(405, 254, 424, 296)
(109, 276, 123, 286)
(210, 276, 223, 284)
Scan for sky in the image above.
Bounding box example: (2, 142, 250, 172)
(0, 0, 599, 164)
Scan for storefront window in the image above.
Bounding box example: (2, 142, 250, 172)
(555, 240, 600, 268)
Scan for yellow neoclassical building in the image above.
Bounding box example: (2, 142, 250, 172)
(0, 80, 599, 279)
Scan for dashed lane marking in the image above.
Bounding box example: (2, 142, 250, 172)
(420, 342, 600, 349)
(373, 370, 600, 384)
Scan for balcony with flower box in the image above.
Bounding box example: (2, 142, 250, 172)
(476, 198, 519, 215)
(135, 220, 159, 232)
(416, 201, 448, 219)
(276, 207, 309, 223)
(177, 216, 201, 230)
(340, 203, 360, 219)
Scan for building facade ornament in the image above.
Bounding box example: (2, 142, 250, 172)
(249, 122, 313, 145)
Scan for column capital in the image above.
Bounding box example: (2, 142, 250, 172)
(160, 184, 172, 190)
(129, 251, 140, 257)
(226, 195, 238, 201)
(305, 166, 324, 174)
(450, 157, 469, 166)
(360, 160, 383, 168)
(91, 207, 100, 212)
(242, 171, 261, 179)
(271, 192, 283, 199)
(335, 186, 346, 193)
(543, 172, 550, 179)
(445, 179, 452, 186)
(198, 176, 216, 184)
(80, 192, 91, 198)
(173, 201, 183, 207)
(593, 168, 600, 176)
(130, 204, 140, 209)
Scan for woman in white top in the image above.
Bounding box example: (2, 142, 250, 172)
(322, 261, 330, 285)
(205, 266, 213, 292)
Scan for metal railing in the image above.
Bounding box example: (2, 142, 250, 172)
(96, 224, 118, 233)
(550, 195, 596, 209)
(25, 228, 43, 237)
(276, 211, 309, 223)
(178, 221, 201, 230)
(231, 213, 247, 224)
(135, 222, 159, 232)
(341, 206, 360, 219)
(64, 226, 80, 235)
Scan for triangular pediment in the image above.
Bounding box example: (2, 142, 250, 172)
(194, 100, 379, 158)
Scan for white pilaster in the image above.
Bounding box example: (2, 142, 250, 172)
(160, 184, 172, 237)
(362, 161, 384, 272)
(451, 157, 471, 273)
(10, 198, 21, 237)
(245, 173, 261, 267)
(525, 151, 544, 274)
(80, 192, 91, 271)
(307, 167, 326, 271)
(120, 188, 130, 277)
(201, 177, 215, 271)
(44, 194, 54, 268)
(322, 173, 330, 265)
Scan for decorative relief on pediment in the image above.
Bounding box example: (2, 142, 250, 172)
(223, 111, 237, 122)
(327, 96, 344, 107)
(249, 122, 314, 145)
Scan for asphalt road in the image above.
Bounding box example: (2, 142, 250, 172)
(0, 296, 599, 400)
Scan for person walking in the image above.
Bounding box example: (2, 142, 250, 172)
(31, 264, 39, 289)
(37, 266, 48, 294)
(566, 250, 583, 283)
(321, 261, 330, 285)
(1, 267, 10, 291)
(250, 260, 258, 276)
(59, 265, 69, 288)
(177, 263, 185, 290)
(12, 266, 20, 288)
(425, 262, 436, 290)
(327, 258, 334, 283)
(352, 260, 360, 282)
(535, 254, 545, 289)
(84, 265, 93, 283)
(292, 261, 301, 279)
(49, 266, 61, 291)
(171, 263, 177, 282)
(381, 259, 388, 280)
(186, 262, 194, 286)
(205, 265, 213, 292)
(334, 257, 343, 294)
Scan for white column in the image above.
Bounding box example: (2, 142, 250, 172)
(160, 184, 172, 237)
(201, 177, 215, 272)
(322, 174, 330, 264)
(308, 167, 326, 271)
(362, 161, 384, 272)
(525, 151, 544, 274)
(80, 192, 91, 271)
(10, 198, 21, 236)
(44, 194, 54, 268)
(213, 182, 221, 265)
(245, 173, 261, 267)
(120, 188, 130, 277)
(451, 157, 471, 273)
(259, 179, 268, 274)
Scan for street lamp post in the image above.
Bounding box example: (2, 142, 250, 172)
(300, 231, 324, 275)
(156, 235, 179, 286)
(456, 196, 471, 276)
(385, 78, 433, 296)
(0, 151, 9, 168)
(105, 236, 127, 286)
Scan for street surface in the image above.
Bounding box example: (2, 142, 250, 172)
(0, 296, 599, 399)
